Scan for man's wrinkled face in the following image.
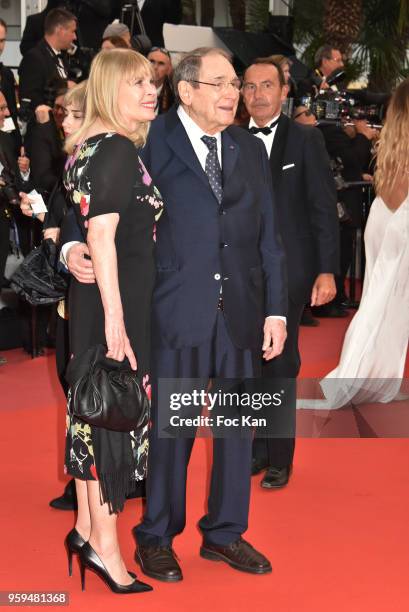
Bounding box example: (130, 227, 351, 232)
(242, 64, 288, 126)
(180, 53, 240, 135)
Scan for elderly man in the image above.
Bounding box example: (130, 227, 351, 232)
(64, 47, 287, 580)
(147, 46, 174, 114)
(241, 57, 339, 488)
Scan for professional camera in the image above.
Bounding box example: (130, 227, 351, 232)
(0, 167, 20, 207)
(67, 45, 96, 81)
(301, 69, 389, 129)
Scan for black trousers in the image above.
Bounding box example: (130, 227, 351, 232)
(135, 311, 257, 547)
(252, 299, 304, 468)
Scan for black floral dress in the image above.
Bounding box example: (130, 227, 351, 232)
(63, 133, 163, 497)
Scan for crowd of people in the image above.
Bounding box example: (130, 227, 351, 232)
(1, 3, 408, 597)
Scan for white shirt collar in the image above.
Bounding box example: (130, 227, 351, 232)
(177, 105, 223, 170)
(248, 112, 281, 158)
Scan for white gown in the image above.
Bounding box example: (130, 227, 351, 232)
(298, 194, 409, 410)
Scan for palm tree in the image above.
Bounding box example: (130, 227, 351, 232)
(246, 0, 269, 32)
(323, 0, 363, 57)
(293, 0, 409, 90)
(357, 0, 409, 91)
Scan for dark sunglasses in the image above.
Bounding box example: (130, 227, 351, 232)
(149, 46, 170, 58)
(294, 109, 313, 119)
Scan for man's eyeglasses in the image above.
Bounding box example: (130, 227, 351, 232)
(293, 109, 313, 119)
(150, 46, 171, 58)
(189, 78, 242, 92)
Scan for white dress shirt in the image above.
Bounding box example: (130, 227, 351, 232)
(177, 105, 222, 169)
(248, 112, 281, 158)
(50, 44, 68, 79)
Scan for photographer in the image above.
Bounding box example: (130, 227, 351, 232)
(0, 91, 32, 293)
(298, 45, 345, 99)
(0, 19, 21, 153)
(18, 8, 77, 112)
(294, 103, 377, 314)
(29, 77, 68, 198)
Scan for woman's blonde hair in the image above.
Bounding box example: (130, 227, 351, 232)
(64, 79, 87, 111)
(374, 78, 409, 194)
(65, 49, 153, 154)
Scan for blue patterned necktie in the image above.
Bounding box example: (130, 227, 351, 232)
(201, 135, 223, 204)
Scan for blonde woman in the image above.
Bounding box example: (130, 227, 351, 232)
(63, 49, 162, 594)
(299, 79, 409, 409)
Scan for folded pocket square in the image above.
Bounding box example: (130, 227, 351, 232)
(282, 163, 295, 170)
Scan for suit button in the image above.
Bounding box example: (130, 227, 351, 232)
(219, 208, 226, 215)
(220, 243, 228, 248)
(214, 273, 221, 280)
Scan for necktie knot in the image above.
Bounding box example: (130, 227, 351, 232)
(201, 135, 218, 151)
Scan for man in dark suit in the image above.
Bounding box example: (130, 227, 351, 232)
(132, 47, 287, 581)
(0, 91, 33, 291)
(241, 58, 339, 488)
(297, 44, 345, 100)
(18, 8, 76, 112)
(20, 1, 115, 54)
(0, 19, 21, 153)
(64, 47, 287, 579)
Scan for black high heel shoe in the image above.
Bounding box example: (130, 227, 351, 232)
(65, 528, 87, 577)
(79, 542, 153, 594)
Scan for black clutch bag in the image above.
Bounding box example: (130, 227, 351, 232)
(65, 344, 150, 433)
(10, 239, 67, 305)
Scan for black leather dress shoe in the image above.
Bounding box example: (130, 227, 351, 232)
(134, 541, 182, 582)
(49, 480, 78, 511)
(251, 457, 269, 476)
(261, 465, 292, 489)
(200, 538, 272, 575)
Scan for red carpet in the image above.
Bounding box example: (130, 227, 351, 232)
(1, 312, 409, 611)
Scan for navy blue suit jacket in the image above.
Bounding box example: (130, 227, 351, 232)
(142, 108, 287, 351)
